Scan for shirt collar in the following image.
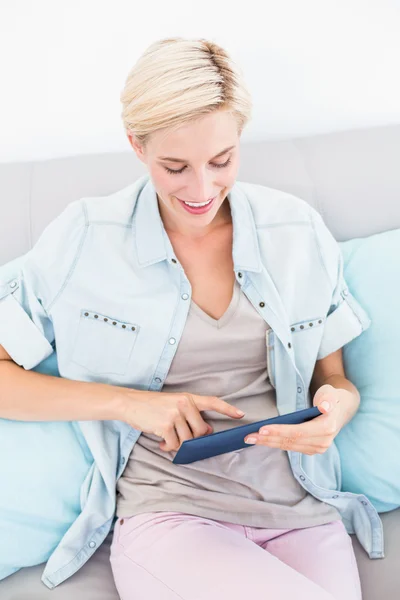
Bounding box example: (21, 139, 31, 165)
(133, 175, 262, 273)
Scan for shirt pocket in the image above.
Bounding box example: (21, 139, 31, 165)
(71, 309, 140, 375)
(289, 316, 326, 376)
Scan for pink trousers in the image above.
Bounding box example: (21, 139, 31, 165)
(110, 511, 362, 600)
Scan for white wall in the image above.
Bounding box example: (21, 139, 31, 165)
(1, 0, 399, 163)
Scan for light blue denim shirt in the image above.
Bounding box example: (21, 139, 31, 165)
(0, 173, 384, 588)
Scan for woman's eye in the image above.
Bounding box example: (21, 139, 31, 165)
(164, 157, 232, 175)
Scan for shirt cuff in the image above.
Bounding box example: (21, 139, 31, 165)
(0, 292, 54, 370)
(317, 288, 371, 360)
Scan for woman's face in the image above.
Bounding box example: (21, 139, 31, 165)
(127, 110, 240, 236)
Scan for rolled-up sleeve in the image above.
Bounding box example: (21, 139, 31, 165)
(310, 209, 371, 360)
(0, 200, 86, 370)
(0, 276, 54, 369)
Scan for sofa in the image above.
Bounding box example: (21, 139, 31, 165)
(0, 123, 399, 599)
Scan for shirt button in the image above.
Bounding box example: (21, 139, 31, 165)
(238, 272, 243, 278)
(288, 343, 292, 349)
(89, 541, 96, 548)
(297, 386, 302, 393)
(169, 338, 176, 345)
(155, 377, 162, 383)
(9, 281, 17, 288)
(171, 258, 177, 264)
(299, 475, 306, 481)
(181, 293, 189, 300)
(343, 289, 349, 296)
(332, 494, 339, 499)
(121, 457, 125, 464)
(259, 302, 265, 308)
(361, 500, 368, 506)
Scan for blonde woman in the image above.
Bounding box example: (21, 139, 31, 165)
(0, 38, 380, 599)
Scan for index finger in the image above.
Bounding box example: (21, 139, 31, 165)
(195, 395, 245, 419)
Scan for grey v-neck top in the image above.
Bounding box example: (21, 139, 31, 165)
(116, 280, 340, 528)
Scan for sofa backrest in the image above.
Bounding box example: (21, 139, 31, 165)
(1, 123, 399, 265)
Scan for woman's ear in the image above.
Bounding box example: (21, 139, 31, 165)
(127, 133, 146, 163)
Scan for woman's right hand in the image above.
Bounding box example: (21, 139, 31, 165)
(116, 389, 245, 452)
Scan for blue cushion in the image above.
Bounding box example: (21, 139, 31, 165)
(336, 228, 400, 513)
(0, 255, 94, 580)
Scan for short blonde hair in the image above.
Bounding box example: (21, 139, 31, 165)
(120, 37, 252, 147)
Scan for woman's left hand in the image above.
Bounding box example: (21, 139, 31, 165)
(244, 384, 354, 455)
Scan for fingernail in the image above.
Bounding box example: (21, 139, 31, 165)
(236, 410, 245, 416)
(245, 437, 257, 444)
(260, 428, 270, 435)
(321, 400, 330, 411)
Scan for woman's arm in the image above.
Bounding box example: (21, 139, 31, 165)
(0, 344, 126, 422)
(310, 347, 360, 426)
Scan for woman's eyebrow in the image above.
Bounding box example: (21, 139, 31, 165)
(158, 145, 235, 163)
